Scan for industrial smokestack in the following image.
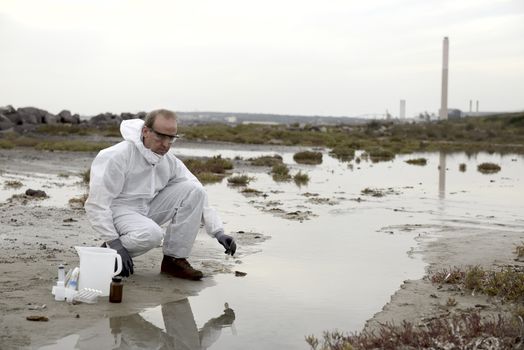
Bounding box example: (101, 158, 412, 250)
(476, 100, 479, 112)
(400, 100, 406, 119)
(439, 37, 449, 120)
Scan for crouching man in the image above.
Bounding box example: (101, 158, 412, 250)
(85, 109, 236, 280)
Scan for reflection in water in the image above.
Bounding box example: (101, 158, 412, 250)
(42, 299, 235, 350)
(438, 151, 446, 199)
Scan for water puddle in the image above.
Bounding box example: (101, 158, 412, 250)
(6, 147, 523, 349)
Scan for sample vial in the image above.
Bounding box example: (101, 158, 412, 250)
(58, 264, 65, 282)
(109, 276, 123, 303)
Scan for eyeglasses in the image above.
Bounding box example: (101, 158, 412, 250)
(148, 127, 180, 144)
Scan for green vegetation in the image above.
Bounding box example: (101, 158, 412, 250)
(183, 156, 233, 184)
(248, 155, 283, 167)
(405, 157, 427, 166)
(4, 180, 23, 189)
(329, 143, 355, 162)
(241, 187, 263, 196)
(306, 312, 521, 350)
(37, 124, 120, 137)
(2, 112, 524, 157)
(431, 266, 524, 302)
(0, 139, 14, 149)
(197, 172, 224, 184)
(477, 162, 501, 174)
(69, 194, 88, 208)
(179, 112, 524, 156)
(80, 169, 90, 184)
(293, 171, 310, 186)
(271, 164, 291, 182)
(227, 174, 253, 186)
(34, 140, 112, 152)
(366, 147, 395, 162)
(293, 151, 322, 165)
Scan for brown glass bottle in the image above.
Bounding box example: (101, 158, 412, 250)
(109, 276, 123, 303)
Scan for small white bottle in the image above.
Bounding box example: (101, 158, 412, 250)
(53, 264, 66, 301)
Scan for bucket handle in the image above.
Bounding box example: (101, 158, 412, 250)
(113, 254, 123, 276)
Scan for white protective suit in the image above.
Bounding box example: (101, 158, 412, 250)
(85, 119, 223, 258)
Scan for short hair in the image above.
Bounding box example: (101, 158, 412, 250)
(144, 109, 177, 128)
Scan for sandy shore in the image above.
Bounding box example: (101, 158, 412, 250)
(1, 146, 523, 349)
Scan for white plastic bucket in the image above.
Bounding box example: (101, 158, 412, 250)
(75, 246, 123, 296)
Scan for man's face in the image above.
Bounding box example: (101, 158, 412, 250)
(142, 115, 178, 156)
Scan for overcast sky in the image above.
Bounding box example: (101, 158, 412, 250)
(1, 0, 523, 118)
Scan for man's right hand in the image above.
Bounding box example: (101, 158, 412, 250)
(107, 238, 134, 277)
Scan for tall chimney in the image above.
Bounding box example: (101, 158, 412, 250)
(400, 100, 406, 119)
(439, 37, 449, 120)
(476, 100, 479, 112)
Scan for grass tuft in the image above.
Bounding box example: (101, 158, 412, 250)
(477, 162, 501, 174)
(293, 151, 323, 165)
(405, 158, 427, 166)
(248, 155, 283, 167)
(271, 164, 291, 182)
(4, 180, 23, 189)
(293, 171, 310, 186)
(431, 266, 524, 302)
(306, 312, 522, 350)
(227, 174, 253, 186)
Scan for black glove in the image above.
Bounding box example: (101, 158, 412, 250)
(216, 231, 237, 256)
(107, 238, 134, 277)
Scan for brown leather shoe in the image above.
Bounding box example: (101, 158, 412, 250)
(161, 256, 203, 281)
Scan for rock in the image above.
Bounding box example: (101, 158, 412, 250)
(120, 112, 137, 120)
(8, 107, 56, 125)
(57, 110, 80, 124)
(0, 113, 14, 130)
(25, 189, 48, 198)
(0, 105, 16, 115)
(88, 112, 122, 126)
(26, 315, 49, 322)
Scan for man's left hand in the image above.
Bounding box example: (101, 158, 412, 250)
(216, 231, 237, 256)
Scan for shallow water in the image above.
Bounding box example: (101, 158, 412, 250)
(8, 147, 523, 349)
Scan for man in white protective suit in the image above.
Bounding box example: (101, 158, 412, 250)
(85, 109, 236, 280)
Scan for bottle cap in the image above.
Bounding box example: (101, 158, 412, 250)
(112, 276, 123, 283)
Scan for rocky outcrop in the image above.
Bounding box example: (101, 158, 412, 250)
(0, 114, 14, 131)
(57, 110, 80, 124)
(0, 105, 146, 130)
(88, 112, 122, 126)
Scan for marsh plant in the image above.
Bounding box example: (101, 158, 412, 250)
(271, 164, 291, 182)
(306, 312, 523, 350)
(431, 266, 524, 302)
(367, 147, 395, 163)
(405, 158, 427, 166)
(184, 155, 233, 184)
(227, 174, 253, 186)
(81, 169, 90, 184)
(248, 155, 283, 167)
(293, 171, 310, 186)
(4, 180, 23, 189)
(329, 144, 355, 162)
(477, 162, 501, 174)
(293, 151, 322, 165)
